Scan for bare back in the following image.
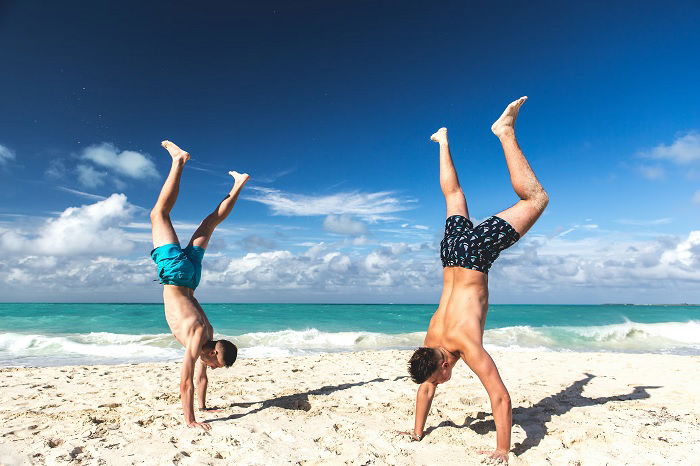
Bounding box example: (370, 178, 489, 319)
(163, 286, 214, 349)
(424, 267, 489, 356)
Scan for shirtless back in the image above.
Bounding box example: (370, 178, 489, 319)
(149, 140, 249, 430)
(406, 98, 548, 464)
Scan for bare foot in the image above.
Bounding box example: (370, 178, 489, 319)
(491, 96, 527, 138)
(229, 170, 250, 187)
(430, 127, 448, 144)
(161, 140, 190, 163)
(479, 449, 509, 464)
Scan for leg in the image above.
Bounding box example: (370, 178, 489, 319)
(187, 171, 250, 249)
(431, 128, 469, 218)
(150, 141, 191, 248)
(491, 97, 549, 236)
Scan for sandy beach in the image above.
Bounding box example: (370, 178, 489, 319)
(0, 350, 698, 465)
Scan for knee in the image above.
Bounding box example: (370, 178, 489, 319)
(444, 186, 464, 197)
(149, 208, 168, 222)
(535, 189, 549, 211)
(526, 187, 548, 212)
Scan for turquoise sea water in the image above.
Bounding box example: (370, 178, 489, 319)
(0, 303, 698, 366)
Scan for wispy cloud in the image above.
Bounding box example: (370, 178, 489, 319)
(77, 164, 107, 188)
(637, 164, 666, 180)
(616, 218, 673, 226)
(245, 187, 416, 221)
(0, 144, 16, 165)
(56, 186, 107, 201)
(642, 131, 700, 164)
(255, 167, 296, 183)
(693, 191, 700, 205)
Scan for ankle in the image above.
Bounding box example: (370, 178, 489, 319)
(497, 128, 516, 140)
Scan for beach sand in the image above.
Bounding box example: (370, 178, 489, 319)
(0, 350, 698, 465)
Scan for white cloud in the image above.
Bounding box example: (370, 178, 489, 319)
(77, 164, 107, 188)
(0, 144, 16, 165)
(660, 231, 700, 268)
(81, 143, 158, 179)
(202, 241, 438, 292)
(0, 194, 138, 256)
(693, 191, 700, 205)
(245, 187, 416, 221)
(644, 131, 700, 164)
(323, 214, 367, 236)
(492, 230, 700, 292)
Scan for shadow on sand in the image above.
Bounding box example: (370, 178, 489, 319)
(423, 373, 660, 456)
(205, 376, 409, 423)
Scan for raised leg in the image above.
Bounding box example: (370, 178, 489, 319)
(187, 171, 250, 249)
(431, 127, 469, 218)
(150, 140, 190, 248)
(491, 97, 548, 236)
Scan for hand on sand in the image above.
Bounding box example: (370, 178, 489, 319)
(397, 430, 423, 442)
(479, 449, 509, 464)
(188, 421, 211, 431)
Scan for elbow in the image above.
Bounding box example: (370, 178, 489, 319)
(495, 392, 511, 410)
(180, 379, 193, 394)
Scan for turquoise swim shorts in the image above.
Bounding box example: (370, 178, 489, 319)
(150, 243, 205, 290)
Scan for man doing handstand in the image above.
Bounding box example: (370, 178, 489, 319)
(150, 140, 249, 430)
(406, 97, 548, 463)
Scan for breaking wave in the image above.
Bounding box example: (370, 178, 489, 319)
(1, 320, 698, 366)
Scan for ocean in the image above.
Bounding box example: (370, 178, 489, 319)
(0, 303, 698, 367)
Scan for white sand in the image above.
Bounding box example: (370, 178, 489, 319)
(0, 350, 698, 465)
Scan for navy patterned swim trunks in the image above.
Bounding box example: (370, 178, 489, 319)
(440, 215, 520, 273)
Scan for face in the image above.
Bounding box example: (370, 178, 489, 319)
(201, 350, 224, 369)
(427, 361, 453, 385)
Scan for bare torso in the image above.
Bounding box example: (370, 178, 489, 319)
(424, 267, 489, 361)
(163, 285, 214, 349)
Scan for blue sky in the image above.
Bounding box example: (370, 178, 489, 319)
(1, 1, 699, 303)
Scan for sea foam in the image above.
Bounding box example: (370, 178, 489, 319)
(1, 320, 698, 366)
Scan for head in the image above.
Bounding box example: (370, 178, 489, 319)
(408, 347, 453, 385)
(200, 340, 238, 369)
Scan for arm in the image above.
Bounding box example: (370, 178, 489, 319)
(413, 382, 437, 440)
(180, 328, 211, 431)
(195, 359, 209, 410)
(462, 346, 511, 458)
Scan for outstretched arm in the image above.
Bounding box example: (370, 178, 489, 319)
(180, 329, 210, 431)
(195, 359, 209, 410)
(412, 382, 437, 439)
(462, 345, 511, 461)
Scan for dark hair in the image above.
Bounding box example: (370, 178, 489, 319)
(408, 347, 440, 384)
(216, 340, 238, 367)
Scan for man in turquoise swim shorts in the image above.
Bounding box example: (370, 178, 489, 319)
(150, 140, 249, 431)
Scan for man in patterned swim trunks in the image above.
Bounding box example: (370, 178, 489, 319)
(150, 140, 249, 430)
(403, 97, 548, 463)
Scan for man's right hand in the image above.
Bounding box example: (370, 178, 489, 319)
(187, 421, 211, 431)
(397, 430, 423, 441)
